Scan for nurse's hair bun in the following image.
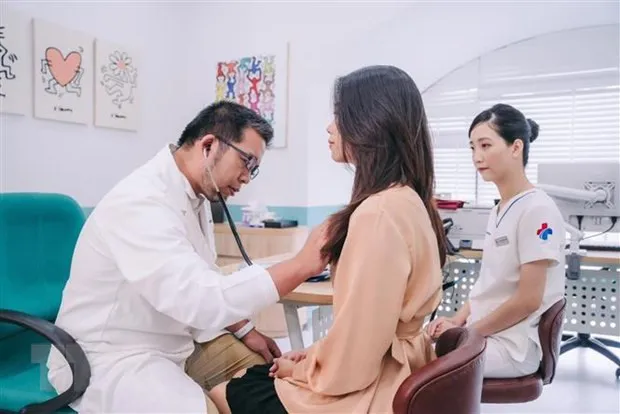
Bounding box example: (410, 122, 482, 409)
(527, 119, 539, 143)
(469, 103, 539, 166)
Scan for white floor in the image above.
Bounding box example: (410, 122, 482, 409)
(274, 326, 620, 414)
(481, 346, 620, 414)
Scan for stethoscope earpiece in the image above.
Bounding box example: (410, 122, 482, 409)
(204, 148, 220, 194)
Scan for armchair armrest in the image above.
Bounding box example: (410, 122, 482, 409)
(0, 309, 91, 414)
(393, 328, 486, 414)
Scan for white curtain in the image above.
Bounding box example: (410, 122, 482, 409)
(425, 24, 620, 206)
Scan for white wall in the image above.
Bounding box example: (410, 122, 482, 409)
(184, 0, 620, 209)
(190, 2, 406, 208)
(3, 1, 618, 211)
(1, 2, 201, 207)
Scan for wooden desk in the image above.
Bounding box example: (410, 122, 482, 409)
(215, 225, 309, 338)
(224, 249, 620, 350)
(214, 223, 309, 266)
(221, 253, 330, 349)
(221, 252, 333, 306)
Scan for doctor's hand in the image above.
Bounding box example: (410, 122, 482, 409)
(241, 329, 282, 363)
(293, 221, 330, 277)
(267, 221, 331, 298)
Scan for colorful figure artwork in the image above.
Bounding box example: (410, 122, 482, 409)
(33, 19, 93, 124)
(0, 8, 29, 115)
(95, 39, 140, 131)
(216, 52, 286, 147)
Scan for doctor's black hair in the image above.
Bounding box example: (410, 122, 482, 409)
(468, 103, 539, 166)
(177, 101, 273, 148)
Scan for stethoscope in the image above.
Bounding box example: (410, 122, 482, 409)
(204, 147, 253, 266)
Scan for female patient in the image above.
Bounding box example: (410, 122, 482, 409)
(209, 65, 447, 413)
(427, 103, 566, 378)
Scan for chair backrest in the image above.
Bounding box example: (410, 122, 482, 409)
(393, 327, 486, 414)
(0, 192, 85, 340)
(537, 297, 567, 384)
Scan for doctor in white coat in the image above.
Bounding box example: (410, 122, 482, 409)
(46, 101, 328, 413)
(427, 103, 566, 378)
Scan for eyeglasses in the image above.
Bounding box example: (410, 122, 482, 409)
(216, 137, 260, 180)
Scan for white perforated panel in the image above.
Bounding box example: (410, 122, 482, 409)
(435, 259, 481, 317)
(311, 305, 333, 342)
(564, 266, 620, 336)
(310, 258, 619, 341)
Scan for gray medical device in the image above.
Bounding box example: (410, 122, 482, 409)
(537, 162, 620, 280)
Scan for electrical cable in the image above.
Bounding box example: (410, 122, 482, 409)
(580, 216, 617, 241)
(564, 216, 618, 250)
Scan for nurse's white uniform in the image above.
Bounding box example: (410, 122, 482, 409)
(46, 145, 280, 413)
(468, 188, 566, 378)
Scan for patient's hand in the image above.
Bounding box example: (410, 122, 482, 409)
(281, 350, 307, 363)
(269, 357, 296, 379)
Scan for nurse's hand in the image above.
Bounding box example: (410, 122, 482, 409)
(241, 329, 282, 363)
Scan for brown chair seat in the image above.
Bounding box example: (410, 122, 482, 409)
(393, 327, 486, 414)
(481, 298, 567, 403)
(482, 374, 543, 403)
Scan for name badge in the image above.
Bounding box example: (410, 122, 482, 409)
(495, 236, 509, 247)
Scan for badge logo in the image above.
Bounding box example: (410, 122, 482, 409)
(537, 222, 553, 240)
(495, 235, 509, 247)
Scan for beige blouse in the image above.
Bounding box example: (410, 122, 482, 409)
(274, 185, 443, 413)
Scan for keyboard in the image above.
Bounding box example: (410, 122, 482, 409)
(306, 268, 330, 282)
(580, 244, 620, 252)
(571, 235, 620, 252)
(457, 239, 485, 251)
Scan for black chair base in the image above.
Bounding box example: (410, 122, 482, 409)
(561, 333, 620, 379)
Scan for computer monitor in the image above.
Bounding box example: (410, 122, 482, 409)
(438, 206, 491, 250)
(537, 162, 619, 230)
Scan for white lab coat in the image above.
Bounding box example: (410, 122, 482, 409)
(46, 145, 279, 413)
(467, 188, 566, 377)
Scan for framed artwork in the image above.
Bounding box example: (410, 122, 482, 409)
(94, 39, 140, 131)
(0, 7, 30, 115)
(215, 42, 290, 148)
(33, 18, 93, 124)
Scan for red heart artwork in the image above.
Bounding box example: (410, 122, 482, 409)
(45, 47, 82, 87)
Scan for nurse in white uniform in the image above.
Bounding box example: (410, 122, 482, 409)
(428, 103, 566, 378)
(46, 101, 328, 413)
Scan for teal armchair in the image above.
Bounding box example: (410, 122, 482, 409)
(0, 193, 91, 414)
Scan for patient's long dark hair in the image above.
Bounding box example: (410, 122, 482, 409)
(321, 65, 447, 267)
